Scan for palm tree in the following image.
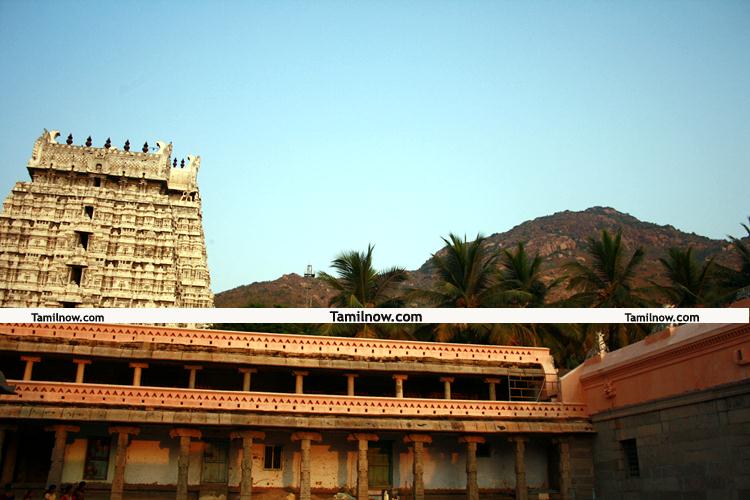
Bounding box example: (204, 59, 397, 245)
(318, 244, 406, 308)
(565, 230, 648, 307)
(496, 242, 563, 307)
(565, 229, 650, 350)
(318, 244, 407, 337)
(425, 233, 501, 308)
(491, 242, 583, 366)
(654, 247, 716, 307)
(726, 218, 750, 294)
(411, 233, 501, 343)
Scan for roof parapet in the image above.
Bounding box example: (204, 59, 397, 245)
(167, 154, 200, 193)
(27, 129, 199, 187)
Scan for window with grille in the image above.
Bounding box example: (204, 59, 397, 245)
(621, 439, 640, 477)
(264, 445, 283, 470)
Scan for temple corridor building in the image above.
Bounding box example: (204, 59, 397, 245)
(0, 130, 213, 308)
(0, 323, 595, 500)
(1, 313, 748, 499)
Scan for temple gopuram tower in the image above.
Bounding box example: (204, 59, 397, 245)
(0, 129, 214, 308)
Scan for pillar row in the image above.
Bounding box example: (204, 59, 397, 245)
(45, 425, 79, 488)
(0, 425, 17, 482)
(0, 429, 18, 484)
(393, 374, 408, 398)
(293, 371, 308, 394)
(238, 368, 257, 392)
(291, 432, 322, 500)
(348, 433, 378, 500)
(21, 356, 40, 381)
(230, 430, 265, 500)
(109, 426, 139, 500)
(485, 377, 500, 401)
(345, 373, 358, 396)
(440, 377, 454, 400)
(0, 428, 5, 473)
(510, 436, 528, 500)
(459, 436, 485, 500)
(73, 359, 91, 384)
(169, 428, 201, 500)
(129, 362, 148, 386)
(184, 365, 202, 389)
(404, 434, 431, 500)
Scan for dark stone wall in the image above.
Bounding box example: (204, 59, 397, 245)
(571, 435, 596, 499)
(591, 380, 750, 500)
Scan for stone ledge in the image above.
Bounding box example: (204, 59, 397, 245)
(0, 323, 554, 375)
(0, 337, 546, 376)
(0, 403, 594, 434)
(1, 380, 586, 419)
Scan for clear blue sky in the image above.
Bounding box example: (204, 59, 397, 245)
(1, 1, 748, 294)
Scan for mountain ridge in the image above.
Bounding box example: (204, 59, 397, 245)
(215, 207, 741, 307)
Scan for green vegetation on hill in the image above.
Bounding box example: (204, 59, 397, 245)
(213, 210, 750, 367)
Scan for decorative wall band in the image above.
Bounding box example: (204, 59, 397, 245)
(0, 323, 552, 367)
(2, 381, 586, 419)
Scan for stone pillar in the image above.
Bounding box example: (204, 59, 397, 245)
(185, 365, 203, 389)
(459, 436, 485, 500)
(0, 429, 5, 471)
(129, 362, 148, 386)
(345, 373, 358, 396)
(238, 368, 257, 391)
(440, 377, 454, 400)
(348, 433, 379, 500)
(557, 437, 572, 500)
(404, 434, 432, 500)
(509, 436, 528, 500)
(109, 426, 139, 500)
(170, 428, 201, 500)
(291, 432, 322, 500)
(45, 425, 79, 488)
(293, 371, 308, 394)
(0, 425, 14, 476)
(0, 429, 18, 484)
(393, 374, 408, 398)
(21, 355, 40, 381)
(230, 430, 265, 500)
(73, 359, 91, 383)
(484, 378, 500, 401)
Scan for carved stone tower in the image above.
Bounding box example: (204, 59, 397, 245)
(0, 129, 214, 307)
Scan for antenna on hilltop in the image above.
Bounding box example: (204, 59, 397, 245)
(304, 264, 315, 307)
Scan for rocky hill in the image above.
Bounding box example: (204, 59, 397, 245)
(406, 206, 738, 302)
(215, 207, 741, 307)
(214, 272, 336, 308)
